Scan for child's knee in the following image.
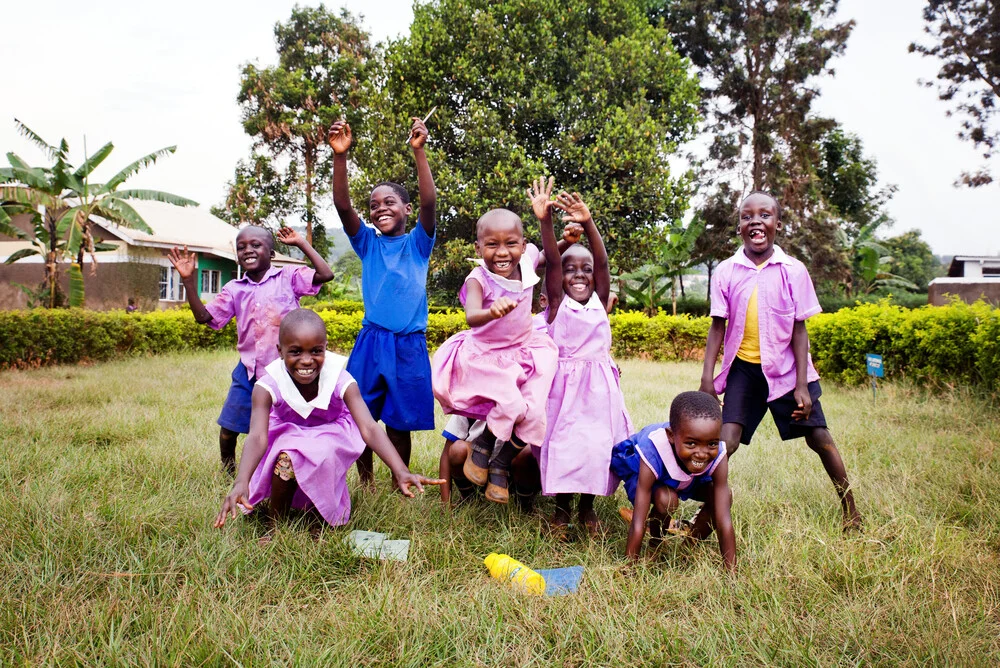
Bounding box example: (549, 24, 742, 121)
(805, 428, 836, 453)
(652, 487, 679, 515)
(447, 439, 470, 467)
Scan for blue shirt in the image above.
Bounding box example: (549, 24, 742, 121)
(349, 221, 435, 334)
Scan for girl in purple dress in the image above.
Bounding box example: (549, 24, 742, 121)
(530, 178, 633, 536)
(432, 209, 560, 504)
(214, 309, 443, 540)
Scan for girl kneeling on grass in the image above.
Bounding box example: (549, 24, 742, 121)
(612, 391, 735, 571)
(214, 309, 443, 540)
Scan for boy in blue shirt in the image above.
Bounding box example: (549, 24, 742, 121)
(329, 116, 436, 487)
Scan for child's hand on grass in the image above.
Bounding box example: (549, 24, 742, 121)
(215, 482, 252, 528)
(328, 120, 353, 154)
(489, 297, 518, 320)
(407, 117, 429, 150)
(393, 471, 446, 497)
(167, 246, 197, 280)
(526, 176, 555, 222)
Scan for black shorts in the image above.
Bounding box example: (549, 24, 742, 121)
(721, 358, 827, 444)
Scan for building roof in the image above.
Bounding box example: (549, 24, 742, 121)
(92, 201, 305, 264)
(947, 255, 1000, 278)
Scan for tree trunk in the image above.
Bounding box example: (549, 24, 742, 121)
(679, 273, 686, 299)
(671, 275, 677, 316)
(304, 148, 315, 245)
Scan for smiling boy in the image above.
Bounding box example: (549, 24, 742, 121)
(329, 117, 437, 486)
(699, 191, 861, 531)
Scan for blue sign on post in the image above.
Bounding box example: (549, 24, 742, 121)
(866, 353, 884, 378)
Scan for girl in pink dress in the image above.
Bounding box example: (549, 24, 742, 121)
(432, 208, 559, 504)
(214, 309, 442, 539)
(530, 178, 633, 536)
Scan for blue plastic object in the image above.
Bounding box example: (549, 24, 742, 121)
(535, 566, 585, 596)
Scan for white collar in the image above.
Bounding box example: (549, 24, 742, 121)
(264, 354, 349, 419)
(563, 293, 604, 312)
(470, 246, 540, 292)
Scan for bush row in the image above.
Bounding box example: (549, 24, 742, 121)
(2, 302, 997, 395)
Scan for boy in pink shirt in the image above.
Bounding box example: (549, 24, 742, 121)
(169, 226, 334, 473)
(700, 192, 861, 531)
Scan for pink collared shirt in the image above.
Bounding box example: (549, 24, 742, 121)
(709, 245, 821, 402)
(205, 265, 320, 379)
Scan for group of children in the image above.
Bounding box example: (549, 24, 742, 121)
(173, 118, 860, 571)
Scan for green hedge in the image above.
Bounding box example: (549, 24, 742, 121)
(2, 302, 998, 395)
(807, 299, 1000, 393)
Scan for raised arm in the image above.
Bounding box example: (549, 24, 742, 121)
(528, 177, 563, 317)
(344, 384, 445, 495)
(408, 117, 436, 236)
(710, 457, 736, 572)
(626, 462, 657, 559)
(555, 191, 609, 307)
(700, 317, 727, 397)
(328, 121, 362, 237)
(168, 246, 213, 324)
(276, 227, 334, 284)
(215, 385, 273, 528)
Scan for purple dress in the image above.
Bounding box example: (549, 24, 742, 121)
(539, 294, 633, 496)
(431, 244, 558, 445)
(248, 356, 367, 526)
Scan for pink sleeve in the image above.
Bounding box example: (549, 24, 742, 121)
(458, 267, 489, 307)
(290, 266, 321, 297)
(527, 243, 541, 270)
(336, 369, 357, 399)
(204, 286, 236, 330)
(790, 264, 822, 321)
(709, 262, 730, 319)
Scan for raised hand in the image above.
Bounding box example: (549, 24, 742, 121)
(214, 482, 252, 528)
(554, 191, 593, 224)
(562, 222, 584, 244)
(526, 176, 555, 221)
(328, 120, 353, 154)
(393, 471, 446, 497)
(408, 117, 429, 150)
(489, 296, 518, 320)
(167, 246, 197, 280)
(276, 226, 303, 248)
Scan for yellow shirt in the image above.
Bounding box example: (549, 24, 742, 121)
(736, 263, 767, 364)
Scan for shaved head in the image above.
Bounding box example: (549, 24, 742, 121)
(561, 243, 593, 264)
(476, 208, 524, 241)
(236, 225, 274, 251)
(279, 308, 327, 345)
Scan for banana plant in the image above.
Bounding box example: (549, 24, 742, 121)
(1, 120, 197, 307)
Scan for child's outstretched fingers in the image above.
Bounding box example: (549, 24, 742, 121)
(527, 176, 555, 221)
(276, 227, 302, 247)
(167, 246, 196, 278)
(327, 120, 352, 153)
(554, 191, 592, 223)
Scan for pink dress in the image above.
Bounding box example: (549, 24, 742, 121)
(248, 356, 367, 526)
(538, 294, 633, 496)
(431, 244, 558, 445)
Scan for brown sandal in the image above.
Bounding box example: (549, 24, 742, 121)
(484, 467, 510, 504)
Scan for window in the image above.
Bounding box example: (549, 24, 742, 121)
(201, 269, 221, 294)
(159, 266, 186, 301)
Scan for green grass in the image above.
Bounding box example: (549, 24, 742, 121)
(1, 351, 998, 665)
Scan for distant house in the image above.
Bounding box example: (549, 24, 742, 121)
(928, 255, 1000, 306)
(0, 201, 305, 310)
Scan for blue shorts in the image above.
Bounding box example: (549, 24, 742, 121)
(217, 361, 257, 434)
(346, 324, 435, 432)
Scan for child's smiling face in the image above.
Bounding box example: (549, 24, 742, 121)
(235, 227, 274, 276)
(561, 245, 595, 304)
(278, 324, 327, 387)
(667, 416, 722, 475)
(738, 192, 780, 262)
(369, 184, 412, 236)
(475, 210, 526, 279)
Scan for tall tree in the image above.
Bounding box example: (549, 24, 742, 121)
(0, 121, 195, 307)
(881, 229, 941, 291)
(354, 0, 700, 271)
(910, 0, 1000, 186)
(654, 0, 853, 281)
(211, 154, 299, 229)
(238, 4, 373, 256)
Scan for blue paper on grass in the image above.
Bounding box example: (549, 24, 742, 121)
(536, 566, 585, 596)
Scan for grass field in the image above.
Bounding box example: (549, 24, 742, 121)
(1, 350, 999, 665)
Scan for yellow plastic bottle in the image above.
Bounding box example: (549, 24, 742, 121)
(483, 553, 546, 596)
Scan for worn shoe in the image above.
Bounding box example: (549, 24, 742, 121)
(484, 467, 510, 504)
(463, 435, 492, 487)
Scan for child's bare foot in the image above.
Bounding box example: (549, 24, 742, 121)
(359, 476, 376, 494)
(549, 507, 572, 541)
(258, 526, 276, 546)
(618, 507, 650, 535)
(579, 508, 601, 538)
(843, 510, 863, 533)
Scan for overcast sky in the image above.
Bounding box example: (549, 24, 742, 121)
(2, 0, 996, 255)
